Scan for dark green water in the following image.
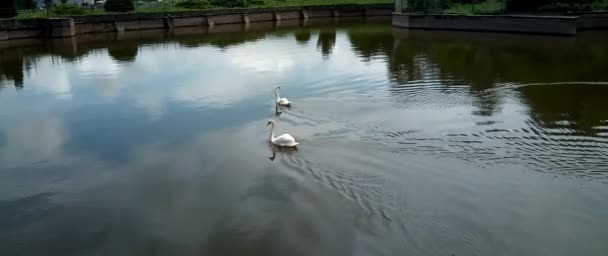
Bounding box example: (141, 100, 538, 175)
(1, 18, 608, 256)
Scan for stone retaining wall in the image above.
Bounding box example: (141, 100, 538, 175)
(392, 13, 608, 36)
(577, 13, 608, 30)
(0, 4, 392, 40)
(393, 14, 579, 36)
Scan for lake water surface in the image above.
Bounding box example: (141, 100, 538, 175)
(1, 19, 608, 256)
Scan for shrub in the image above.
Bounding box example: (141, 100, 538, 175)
(0, 0, 17, 18)
(593, 0, 608, 10)
(406, 0, 446, 13)
(506, 0, 594, 12)
(108, 45, 139, 63)
(249, 0, 265, 5)
(538, 2, 593, 12)
(15, 0, 37, 9)
(53, 4, 86, 15)
(208, 0, 264, 8)
(175, 0, 210, 9)
(451, 0, 484, 4)
(209, 0, 244, 8)
(105, 0, 135, 12)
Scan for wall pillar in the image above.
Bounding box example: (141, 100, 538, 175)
(273, 12, 281, 21)
(395, 0, 405, 14)
(301, 10, 309, 20)
(164, 16, 175, 30)
(46, 18, 76, 38)
(113, 20, 125, 32)
(51, 36, 78, 56)
(332, 9, 340, 18)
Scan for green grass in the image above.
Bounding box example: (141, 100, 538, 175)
(15, 0, 391, 18)
(13, 0, 608, 18)
(445, 0, 505, 14)
(443, 0, 608, 14)
(592, 0, 608, 10)
(17, 8, 104, 19)
(134, 0, 391, 12)
(254, 0, 392, 7)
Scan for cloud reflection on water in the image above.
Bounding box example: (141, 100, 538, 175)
(1, 19, 608, 256)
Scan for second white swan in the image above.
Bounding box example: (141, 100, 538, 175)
(274, 87, 291, 107)
(267, 120, 299, 147)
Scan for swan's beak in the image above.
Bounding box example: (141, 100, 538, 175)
(266, 121, 271, 126)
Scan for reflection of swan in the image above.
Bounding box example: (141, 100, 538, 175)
(268, 143, 298, 161)
(275, 104, 283, 116)
(267, 120, 299, 147)
(274, 87, 291, 107)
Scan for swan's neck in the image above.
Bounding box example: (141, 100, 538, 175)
(274, 89, 280, 101)
(269, 124, 275, 142)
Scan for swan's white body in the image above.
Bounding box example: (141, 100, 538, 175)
(274, 87, 291, 106)
(267, 120, 299, 147)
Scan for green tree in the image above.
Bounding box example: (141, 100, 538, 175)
(105, 0, 135, 12)
(506, 0, 593, 12)
(108, 44, 139, 63)
(24, 0, 36, 9)
(407, 0, 446, 13)
(15, 0, 37, 9)
(0, 0, 17, 18)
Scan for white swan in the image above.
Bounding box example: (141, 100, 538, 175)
(267, 120, 299, 147)
(274, 87, 291, 107)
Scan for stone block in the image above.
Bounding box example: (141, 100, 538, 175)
(47, 18, 75, 38)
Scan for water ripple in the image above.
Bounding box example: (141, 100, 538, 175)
(360, 118, 608, 180)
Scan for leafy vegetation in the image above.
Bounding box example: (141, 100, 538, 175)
(175, 0, 211, 9)
(254, 0, 391, 7)
(11, 0, 606, 19)
(105, 0, 135, 12)
(16, 4, 104, 19)
(0, 0, 18, 18)
(593, 0, 608, 9)
(53, 4, 86, 15)
(399, 0, 607, 14)
(174, 0, 265, 9)
(445, 0, 504, 14)
(134, 0, 390, 12)
(401, 0, 501, 13)
(15, 0, 36, 9)
(208, 0, 250, 8)
(506, 0, 598, 12)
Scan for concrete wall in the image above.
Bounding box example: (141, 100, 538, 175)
(280, 11, 302, 20)
(393, 14, 579, 36)
(0, 19, 44, 39)
(0, 4, 393, 40)
(578, 14, 608, 30)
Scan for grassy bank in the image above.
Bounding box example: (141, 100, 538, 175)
(445, 0, 505, 14)
(404, 0, 608, 14)
(15, 0, 392, 19)
(445, 0, 608, 14)
(250, 0, 392, 7)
